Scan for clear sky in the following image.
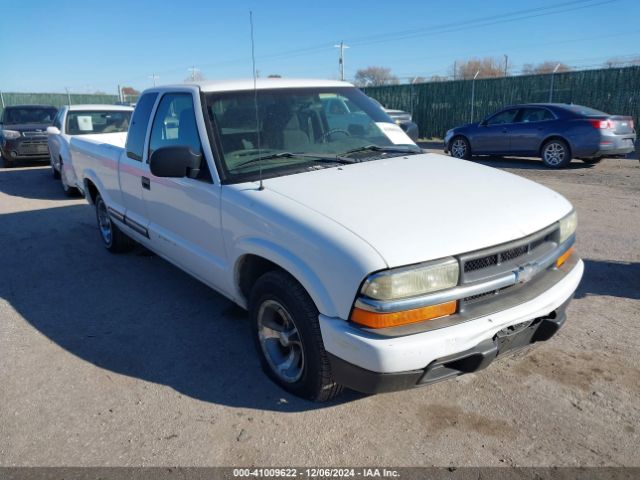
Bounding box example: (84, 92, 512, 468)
(1, 0, 639, 94)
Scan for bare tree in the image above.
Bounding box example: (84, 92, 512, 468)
(354, 66, 399, 87)
(521, 61, 572, 75)
(604, 56, 640, 68)
(428, 75, 448, 82)
(452, 57, 506, 80)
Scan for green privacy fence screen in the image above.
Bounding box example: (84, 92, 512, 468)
(0, 92, 121, 110)
(363, 66, 640, 139)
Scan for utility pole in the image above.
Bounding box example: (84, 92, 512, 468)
(149, 73, 159, 87)
(470, 70, 480, 124)
(549, 63, 561, 102)
(0, 91, 5, 109)
(333, 41, 350, 81)
(65, 87, 71, 106)
(188, 66, 199, 82)
(503, 54, 509, 77)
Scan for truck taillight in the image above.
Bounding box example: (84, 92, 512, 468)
(588, 119, 613, 129)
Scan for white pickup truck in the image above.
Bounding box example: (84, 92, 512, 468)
(68, 79, 583, 401)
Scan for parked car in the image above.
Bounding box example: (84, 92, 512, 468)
(47, 105, 133, 195)
(444, 103, 636, 168)
(0, 104, 57, 168)
(67, 79, 582, 401)
(369, 98, 420, 141)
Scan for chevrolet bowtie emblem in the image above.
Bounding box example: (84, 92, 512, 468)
(515, 263, 538, 284)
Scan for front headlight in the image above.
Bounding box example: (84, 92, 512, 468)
(361, 258, 459, 301)
(1, 129, 21, 140)
(559, 210, 577, 244)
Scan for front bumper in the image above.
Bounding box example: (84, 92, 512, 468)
(319, 258, 583, 393)
(1, 139, 50, 160)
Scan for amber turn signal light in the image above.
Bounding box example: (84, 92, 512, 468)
(556, 247, 574, 268)
(351, 300, 457, 329)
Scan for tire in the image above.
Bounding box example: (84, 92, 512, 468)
(449, 136, 471, 159)
(250, 270, 343, 402)
(2, 156, 13, 168)
(541, 139, 571, 168)
(95, 194, 133, 253)
(581, 156, 603, 164)
(51, 157, 60, 179)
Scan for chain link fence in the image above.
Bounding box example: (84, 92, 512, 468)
(363, 66, 640, 139)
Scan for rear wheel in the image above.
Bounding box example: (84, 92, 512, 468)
(95, 194, 133, 253)
(541, 139, 571, 168)
(250, 270, 342, 402)
(450, 136, 471, 159)
(2, 155, 13, 168)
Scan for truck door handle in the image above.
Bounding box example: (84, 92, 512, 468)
(141, 176, 150, 190)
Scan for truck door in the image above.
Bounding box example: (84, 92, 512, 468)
(142, 91, 229, 293)
(118, 92, 158, 237)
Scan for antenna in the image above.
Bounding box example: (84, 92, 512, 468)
(250, 11, 264, 191)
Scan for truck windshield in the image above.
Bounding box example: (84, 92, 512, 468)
(205, 87, 418, 183)
(2, 107, 58, 125)
(66, 110, 132, 135)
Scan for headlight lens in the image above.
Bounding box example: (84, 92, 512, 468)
(362, 258, 459, 301)
(559, 210, 577, 244)
(1, 129, 21, 140)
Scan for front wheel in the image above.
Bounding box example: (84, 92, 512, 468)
(449, 136, 471, 159)
(50, 156, 60, 179)
(60, 159, 80, 197)
(541, 139, 571, 168)
(250, 270, 342, 402)
(95, 194, 133, 253)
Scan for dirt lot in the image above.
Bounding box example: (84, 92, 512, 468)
(0, 154, 638, 467)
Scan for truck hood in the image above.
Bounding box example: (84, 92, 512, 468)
(263, 153, 573, 268)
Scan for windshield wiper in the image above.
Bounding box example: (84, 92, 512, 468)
(234, 152, 356, 169)
(342, 145, 422, 156)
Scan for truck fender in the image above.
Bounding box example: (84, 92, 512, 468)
(82, 169, 107, 204)
(233, 236, 339, 318)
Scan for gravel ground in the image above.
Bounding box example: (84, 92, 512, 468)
(0, 155, 638, 467)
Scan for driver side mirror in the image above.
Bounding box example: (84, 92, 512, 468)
(149, 145, 202, 179)
(46, 126, 61, 135)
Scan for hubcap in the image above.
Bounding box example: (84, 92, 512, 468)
(451, 139, 467, 158)
(544, 143, 565, 165)
(257, 299, 304, 383)
(96, 199, 112, 245)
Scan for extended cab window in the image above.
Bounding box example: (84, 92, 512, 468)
(126, 93, 158, 161)
(149, 93, 210, 181)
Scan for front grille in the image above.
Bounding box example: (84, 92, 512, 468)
(461, 226, 557, 280)
(458, 225, 560, 310)
(501, 244, 529, 262)
(464, 255, 498, 272)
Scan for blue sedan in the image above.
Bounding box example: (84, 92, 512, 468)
(444, 103, 636, 168)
